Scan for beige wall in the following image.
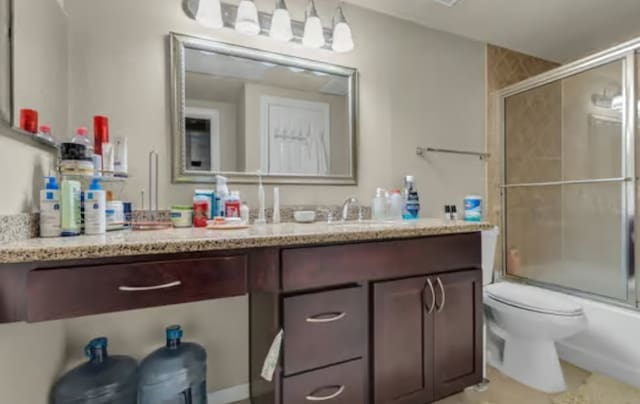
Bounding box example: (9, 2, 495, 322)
(0, 132, 57, 213)
(1, 1, 486, 402)
(14, 0, 69, 139)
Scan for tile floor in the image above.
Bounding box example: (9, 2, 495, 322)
(435, 362, 590, 404)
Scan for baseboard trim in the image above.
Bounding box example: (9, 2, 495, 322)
(207, 383, 250, 404)
(557, 342, 640, 389)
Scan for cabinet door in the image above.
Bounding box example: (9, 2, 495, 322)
(433, 269, 483, 401)
(373, 276, 434, 404)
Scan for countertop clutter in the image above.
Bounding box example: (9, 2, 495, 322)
(0, 219, 492, 264)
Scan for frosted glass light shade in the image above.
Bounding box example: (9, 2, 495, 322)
(303, 16, 325, 48)
(235, 0, 261, 36)
(270, 8, 293, 41)
(195, 0, 223, 28)
(332, 21, 354, 52)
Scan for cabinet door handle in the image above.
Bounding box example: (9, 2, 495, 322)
(306, 312, 346, 323)
(118, 281, 182, 292)
(436, 277, 446, 313)
(423, 278, 436, 314)
(305, 385, 345, 401)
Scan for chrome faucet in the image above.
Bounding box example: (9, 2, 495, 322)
(341, 197, 362, 222)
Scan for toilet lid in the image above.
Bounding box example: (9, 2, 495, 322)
(486, 282, 584, 316)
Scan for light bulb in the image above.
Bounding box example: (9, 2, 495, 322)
(195, 0, 223, 29)
(303, 0, 325, 48)
(270, 0, 293, 42)
(332, 6, 354, 52)
(235, 0, 261, 36)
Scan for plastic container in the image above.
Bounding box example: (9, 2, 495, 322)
(193, 199, 209, 228)
(372, 187, 387, 220)
(225, 191, 241, 218)
(72, 127, 93, 151)
(37, 125, 54, 142)
(51, 337, 137, 404)
(85, 178, 106, 235)
(464, 196, 483, 222)
(171, 205, 194, 228)
(113, 136, 128, 177)
(138, 325, 208, 404)
(194, 190, 216, 219)
(107, 201, 125, 231)
(389, 189, 403, 220)
(40, 176, 61, 238)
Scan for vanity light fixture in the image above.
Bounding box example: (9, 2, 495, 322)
(194, 0, 223, 28)
(187, 0, 355, 52)
(331, 5, 354, 53)
(302, 0, 326, 48)
(270, 0, 293, 42)
(235, 0, 261, 36)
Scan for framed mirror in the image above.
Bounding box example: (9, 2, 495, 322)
(170, 33, 358, 185)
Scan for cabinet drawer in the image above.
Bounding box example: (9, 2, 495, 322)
(283, 287, 364, 375)
(26, 256, 247, 321)
(282, 359, 364, 404)
(282, 233, 481, 291)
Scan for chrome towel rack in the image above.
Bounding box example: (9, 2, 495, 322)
(416, 147, 490, 161)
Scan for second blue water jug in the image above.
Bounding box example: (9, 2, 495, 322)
(138, 325, 208, 404)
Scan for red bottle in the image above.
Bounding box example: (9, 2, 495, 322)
(94, 116, 109, 155)
(193, 199, 209, 228)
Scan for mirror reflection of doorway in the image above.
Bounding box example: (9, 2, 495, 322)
(185, 107, 220, 172)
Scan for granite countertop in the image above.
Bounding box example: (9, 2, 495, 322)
(0, 219, 493, 264)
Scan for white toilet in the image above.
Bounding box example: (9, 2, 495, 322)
(481, 228, 587, 393)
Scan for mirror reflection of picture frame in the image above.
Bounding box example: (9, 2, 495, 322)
(260, 96, 330, 176)
(185, 106, 221, 172)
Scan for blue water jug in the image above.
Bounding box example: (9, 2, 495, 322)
(138, 325, 208, 404)
(51, 337, 137, 403)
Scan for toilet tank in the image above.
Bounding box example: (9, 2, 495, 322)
(481, 227, 499, 286)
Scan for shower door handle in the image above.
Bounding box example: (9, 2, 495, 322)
(436, 277, 446, 313)
(423, 278, 436, 314)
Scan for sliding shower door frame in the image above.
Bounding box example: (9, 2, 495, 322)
(497, 38, 640, 310)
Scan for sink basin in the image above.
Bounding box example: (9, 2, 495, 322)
(328, 220, 409, 229)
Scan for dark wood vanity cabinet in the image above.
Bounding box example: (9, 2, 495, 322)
(250, 232, 483, 404)
(372, 269, 483, 404)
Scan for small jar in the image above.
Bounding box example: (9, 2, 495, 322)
(171, 205, 193, 228)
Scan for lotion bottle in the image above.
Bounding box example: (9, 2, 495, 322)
(40, 176, 61, 238)
(85, 178, 107, 235)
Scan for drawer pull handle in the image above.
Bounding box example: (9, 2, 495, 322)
(423, 278, 436, 314)
(436, 277, 446, 312)
(118, 281, 182, 292)
(306, 312, 346, 323)
(306, 385, 345, 401)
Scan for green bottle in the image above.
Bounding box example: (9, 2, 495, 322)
(61, 179, 81, 236)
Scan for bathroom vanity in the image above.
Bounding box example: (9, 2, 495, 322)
(0, 220, 489, 404)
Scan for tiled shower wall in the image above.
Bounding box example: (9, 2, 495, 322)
(485, 45, 559, 271)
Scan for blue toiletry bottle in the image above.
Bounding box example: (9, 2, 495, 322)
(402, 175, 420, 220)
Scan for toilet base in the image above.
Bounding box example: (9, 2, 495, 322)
(493, 335, 567, 393)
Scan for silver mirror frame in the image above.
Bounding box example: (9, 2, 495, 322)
(169, 32, 359, 185)
(0, 0, 58, 150)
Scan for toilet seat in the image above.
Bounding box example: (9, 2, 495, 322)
(486, 282, 584, 317)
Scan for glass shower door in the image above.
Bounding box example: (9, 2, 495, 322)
(502, 58, 631, 302)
